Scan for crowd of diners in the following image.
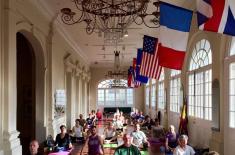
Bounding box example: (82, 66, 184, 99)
(28, 108, 220, 155)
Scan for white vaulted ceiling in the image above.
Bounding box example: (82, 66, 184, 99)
(38, 0, 195, 68)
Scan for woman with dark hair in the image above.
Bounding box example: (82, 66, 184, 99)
(54, 125, 72, 152)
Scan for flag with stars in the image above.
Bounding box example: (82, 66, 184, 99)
(140, 35, 162, 79)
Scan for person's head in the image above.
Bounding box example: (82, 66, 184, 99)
(75, 119, 80, 126)
(79, 114, 83, 119)
(108, 122, 114, 129)
(134, 123, 140, 131)
(140, 111, 143, 115)
(178, 135, 188, 148)
(169, 125, 175, 133)
(29, 140, 39, 155)
(60, 125, 67, 134)
(155, 119, 160, 126)
(123, 134, 133, 147)
(90, 126, 97, 135)
(120, 111, 123, 116)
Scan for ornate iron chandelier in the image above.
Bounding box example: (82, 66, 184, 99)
(105, 50, 127, 78)
(60, 0, 160, 35)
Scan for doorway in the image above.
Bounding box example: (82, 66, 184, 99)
(17, 32, 36, 154)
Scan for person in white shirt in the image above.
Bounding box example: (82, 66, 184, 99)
(174, 134, 195, 155)
(131, 123, 148, 148)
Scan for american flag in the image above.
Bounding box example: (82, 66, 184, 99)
(140, 35, 162, 79)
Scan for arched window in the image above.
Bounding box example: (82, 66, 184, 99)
(97, 79, 133, 107)
(151, 79, 157, 108)
(170, 70, 181, 113)
(158, 69, 165, 109)
(188, 39, 212, 120)
(228, 37, 235, 128)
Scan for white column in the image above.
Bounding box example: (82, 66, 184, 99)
(65, 71, 72, 129)
(0, 0, 3, 154)
(84, 80, 88, 117)
(2, 0, 21, 154)
(78, 76, 83, 116)
(45, 22, 54, 137)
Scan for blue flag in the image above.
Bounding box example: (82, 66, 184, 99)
(136, 48, 148, 83)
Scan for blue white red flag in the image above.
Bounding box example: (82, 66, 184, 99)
(197, 0, 235, 36)
(158, 2, 193, 70)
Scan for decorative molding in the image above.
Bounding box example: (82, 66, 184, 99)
(29, 0, 90, 66)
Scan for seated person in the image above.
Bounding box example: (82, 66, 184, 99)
(78, 114, 86, 127)
(29, 140, 42, 155)
(113, 115, 123, 132)
(119, 111, 126, 125)
(54, 125, 72, 152)
(86, 113, 95, 128)
(114, 133, 141, 155)
(151, 119, 165, 139)
(138, 111, 145, 123)
(114, 108, 120, 118)
(91, 110, 97, 121)
(174, 134, 195, 155)
(142, 115, 155, 130)
(72, 119, 84, 143)
(96, 109, 102, 121)
(103, 122, 116, 143)
(165, 125, 178, 154)
(83, 123, 91, 139)
(131, 123, 148, 149)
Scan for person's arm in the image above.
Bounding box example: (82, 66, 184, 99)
(67, 134, 72, 149)
(98, 136, 104, 155)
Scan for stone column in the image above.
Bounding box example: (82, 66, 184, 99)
(78, 75, 83, 116)
(2, 0, 22, 154)
(0, 0, 4, 153)
(45, 21, 54, 137)
(65, 70, 72, 129)
(84, 79, 88, 117)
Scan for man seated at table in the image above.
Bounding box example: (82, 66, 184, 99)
(114, 133, 141, 155)
(54, 125, 72, 152)
(131, 123, 149, 149)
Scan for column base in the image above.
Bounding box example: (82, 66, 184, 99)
(3, 130, 22, 155)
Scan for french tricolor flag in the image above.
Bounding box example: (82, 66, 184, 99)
(197, 0, 235, 36)
(158, 2, 193, 70)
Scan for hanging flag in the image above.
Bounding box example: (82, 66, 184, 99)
(128, 66, 134, 88)
(179, 97, 188, 135)
(158, 2, 193, 70)
(197, 0, 235, 36)
(132, 58, 141, 87)
(140, 35, 162, 80)
(136, 49, 148, 84)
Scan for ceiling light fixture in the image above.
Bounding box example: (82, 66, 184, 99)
(60, 0, 160, 36)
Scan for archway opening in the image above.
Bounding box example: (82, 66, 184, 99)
(16, 32, 36, 154)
